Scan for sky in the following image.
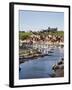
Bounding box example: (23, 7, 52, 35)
(19, 10, 64, 32)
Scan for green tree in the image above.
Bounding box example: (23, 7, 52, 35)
(19, 32, 32, 40)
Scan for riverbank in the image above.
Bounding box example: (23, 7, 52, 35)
(19, 53, 53, 64)
(19, 45, 64, 64)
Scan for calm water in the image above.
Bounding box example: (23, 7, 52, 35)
(19, 47, 64, 79)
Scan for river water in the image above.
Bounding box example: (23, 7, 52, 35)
(19, 46, 64, 79)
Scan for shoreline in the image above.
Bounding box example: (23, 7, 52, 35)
(19, 45, 64, 64)
(19, 53, 53, 64)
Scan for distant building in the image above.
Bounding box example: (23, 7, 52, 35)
(42, 27, 57, 32)
(48, 27, 57, 32)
